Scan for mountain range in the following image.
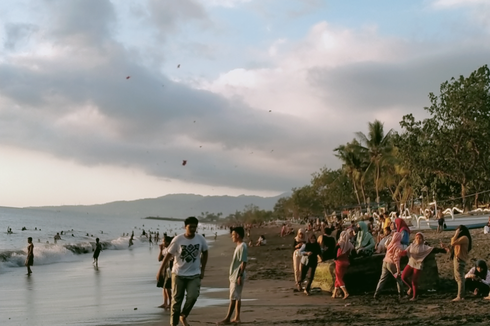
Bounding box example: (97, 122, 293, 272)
(29, 193, 290, 219)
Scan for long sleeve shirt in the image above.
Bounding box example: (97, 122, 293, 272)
(465, 267, 490, 285)
(451, 235, 469, 262)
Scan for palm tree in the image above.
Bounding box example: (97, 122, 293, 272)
(334, 139, 368, 206)
(355, 120, 394, 206)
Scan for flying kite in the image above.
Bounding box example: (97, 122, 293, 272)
(182, 160, 187, 166)
(126, 76, 130, 79)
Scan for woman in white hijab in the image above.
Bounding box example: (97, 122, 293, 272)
(293, 228, 306, 290)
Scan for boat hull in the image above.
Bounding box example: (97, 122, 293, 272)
(426, 215, 489, 230)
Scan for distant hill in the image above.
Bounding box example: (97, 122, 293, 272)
(29, 193, 291, 219)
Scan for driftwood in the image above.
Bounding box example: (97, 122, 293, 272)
(312, 253, 439, 294)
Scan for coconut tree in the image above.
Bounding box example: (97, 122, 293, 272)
(355, 120, 394, 206)
(334, 139, 368, 206)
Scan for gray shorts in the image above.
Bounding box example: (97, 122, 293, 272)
(230, 281, 244, 300)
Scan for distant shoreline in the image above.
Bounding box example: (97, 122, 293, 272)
(143, 216, 185, 221)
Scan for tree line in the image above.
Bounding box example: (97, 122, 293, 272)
(210, 64, 490, 224)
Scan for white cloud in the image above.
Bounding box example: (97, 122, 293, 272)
(199, 0, 252, 8)
(432, 0, 488, 8)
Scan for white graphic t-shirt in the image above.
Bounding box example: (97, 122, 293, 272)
(168, 233, 208, 277)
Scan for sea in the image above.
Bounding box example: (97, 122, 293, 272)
(0, 206, 229, 326)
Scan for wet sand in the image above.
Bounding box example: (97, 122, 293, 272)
(4, 226, 490, 326)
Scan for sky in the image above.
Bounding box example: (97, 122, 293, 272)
(0, 0, 489, 207)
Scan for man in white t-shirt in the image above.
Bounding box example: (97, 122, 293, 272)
(157, 217, 208, 326)
(217, 226, 247, 325)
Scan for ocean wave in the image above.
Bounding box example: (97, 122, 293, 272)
(0, 235, 149, 269)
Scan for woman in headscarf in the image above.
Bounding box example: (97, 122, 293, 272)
(400, 232, 446, 300)
(465, 260, 490, 297)
(332, 230, 354, 299)
(449, 225, 472, 301)
(394, 218, 410, 247)
(355, 221, 375, 257)
(297, 233, 322, 295)
(374, 232, 405, 299)
(292, 228, 306, 291)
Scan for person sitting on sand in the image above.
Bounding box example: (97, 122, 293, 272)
(374, 232, 405, 299)
(354, 221, 375, 257)
(400, 232, 447, 301)
(465, 260, 490, 297)
(93, 238, 102, 267)
(332, 231, 354, 299)
(293, 229, 306, 290)
(255, 235, 266, 246)
(297, 233, 322, 295)
(394, 218, 410, 248)
(25, 237, 34, 275)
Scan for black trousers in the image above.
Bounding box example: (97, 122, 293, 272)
(299, 264, 317, 292)
(465, 278, 490, 296)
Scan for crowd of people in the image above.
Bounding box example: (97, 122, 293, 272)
(289, 213, 490, 302)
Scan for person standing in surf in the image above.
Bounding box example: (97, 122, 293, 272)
(157, 217, 208, 326)
(93, 238, 102, 267)
(25, 237, 34, 275)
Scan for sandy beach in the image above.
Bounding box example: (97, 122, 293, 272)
(3, 225, 490, 326)
(143, 225, 490, 326)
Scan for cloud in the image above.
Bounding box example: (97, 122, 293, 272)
(199, 0, 253, 8)
(3, 23, 39, 51)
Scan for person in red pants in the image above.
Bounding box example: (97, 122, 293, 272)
(400, 232, 447, 300)
(332, 230, 354, 299)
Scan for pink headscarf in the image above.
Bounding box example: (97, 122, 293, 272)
(338, 231, 354, 256)
(384, 232, 403, 265)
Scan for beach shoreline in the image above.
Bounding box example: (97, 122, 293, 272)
(140, 225, 490, 326)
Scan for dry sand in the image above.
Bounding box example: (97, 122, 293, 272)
(144, 226, 490, 326)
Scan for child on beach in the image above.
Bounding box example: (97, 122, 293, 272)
(25, 237, 34, 275)
(400, 232, 446, 301)
(374, 232, 404, 299)
(332, 230, 354, 299)
(93, 238, 102, 267)
(158, 236, 174, 310)
(217, 226, 248, 325)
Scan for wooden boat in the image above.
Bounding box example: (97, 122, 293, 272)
(416, 207, 490, 230)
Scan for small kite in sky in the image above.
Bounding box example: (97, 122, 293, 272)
(126, 76, 131, 79)
(269, 110, 271, 112)
(182, 160, 187, 166)
(177, 64, 181, 68)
